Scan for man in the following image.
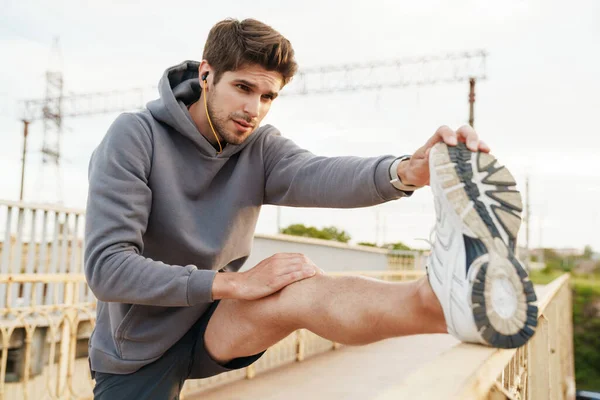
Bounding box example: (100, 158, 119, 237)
(85, 18, 537, 399)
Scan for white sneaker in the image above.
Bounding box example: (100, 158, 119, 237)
(427, 142, 537, 348)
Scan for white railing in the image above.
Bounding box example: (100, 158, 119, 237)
(0, 200, 89, 310)
(0, 274, 95, 400)
(388, 249, 428, 271)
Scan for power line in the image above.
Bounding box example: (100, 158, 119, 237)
(19, 50, 487, 121)
(16, 49, 488, 205)
(284, 50, 487, 96)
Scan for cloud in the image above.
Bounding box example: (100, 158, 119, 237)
(1, 0, 599, 249)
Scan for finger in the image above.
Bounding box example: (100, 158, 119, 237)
(437, 125, 458, 146)
(272, 254, 313, 269)
(271, 253, 306, 260)
(276, 262, 315, 276)
(256, 253, 301, 269)
(478, 139, 490, 153)
(271, 269, 316, 290)
(456, 125, 479, 151)
(426, 125, 457, 147)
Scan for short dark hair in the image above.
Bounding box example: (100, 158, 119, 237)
(203, 18, 298, 87)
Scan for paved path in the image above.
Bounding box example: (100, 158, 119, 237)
(187, 334, 459, 400)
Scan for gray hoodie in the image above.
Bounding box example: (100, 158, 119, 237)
(84, 60, 407, 374)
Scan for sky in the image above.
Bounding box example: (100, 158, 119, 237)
(0, 0, 599, 251)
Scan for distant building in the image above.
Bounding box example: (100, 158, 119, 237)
(552, 248, 584, 257)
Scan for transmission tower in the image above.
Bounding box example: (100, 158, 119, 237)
(36, 38, 65, 204)
(18, 50, 487, 204)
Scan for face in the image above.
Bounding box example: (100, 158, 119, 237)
(205, 64, 282, 145)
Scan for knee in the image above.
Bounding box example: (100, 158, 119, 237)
(230, 271, 327, 333)
(272, 272, 328, 325)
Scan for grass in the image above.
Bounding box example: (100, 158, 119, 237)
(572, 278, 600, 391)
(530, 269, 600, 289)
(529, 269, 565, 285)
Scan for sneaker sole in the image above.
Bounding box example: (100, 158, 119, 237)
(431, 142, 538, 349)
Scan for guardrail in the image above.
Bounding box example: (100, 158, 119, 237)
(375, 273, 575, 400)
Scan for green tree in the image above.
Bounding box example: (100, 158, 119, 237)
(357, 242, 378, 247)
(384, 241, 412, 251)
(542, 248, 575, 272)
(321, 226, 351, 243)
(281, 224, 351, 243)
(583, 245, 594, 260)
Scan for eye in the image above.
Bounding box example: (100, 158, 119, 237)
(236, 84, 250, 92)
(262, 94, 274, 101)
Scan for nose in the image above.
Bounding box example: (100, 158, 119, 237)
(243, 95, 261, 120)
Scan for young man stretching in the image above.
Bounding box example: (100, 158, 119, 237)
(85, 18, 537, 399)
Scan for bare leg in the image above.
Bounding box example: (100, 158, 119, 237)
(205, 274, 447, 363)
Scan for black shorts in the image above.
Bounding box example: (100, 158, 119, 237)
(92, 300, 265, 400)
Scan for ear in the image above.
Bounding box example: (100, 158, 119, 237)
(199, 60, 212, 86)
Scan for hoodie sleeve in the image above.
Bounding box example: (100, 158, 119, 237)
(84, 113, 216, 306)
(262, 128, 408, 207)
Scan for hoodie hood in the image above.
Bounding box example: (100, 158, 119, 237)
(147, 60, 254, 158)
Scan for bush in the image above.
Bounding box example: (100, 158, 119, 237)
(572, 280, 600, 391)
(280, 224, 351, 243)
(530, 271, 600, 391)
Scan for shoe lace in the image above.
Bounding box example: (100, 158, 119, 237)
(414, 226, 436, 249)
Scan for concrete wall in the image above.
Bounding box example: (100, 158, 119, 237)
(242, 234, 391, 272)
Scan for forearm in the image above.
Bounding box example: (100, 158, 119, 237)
(85, 246, 216, 306)
(85, 113, 219, 306)
(263, 130, 408, 208)
(265, 154, 404, 207)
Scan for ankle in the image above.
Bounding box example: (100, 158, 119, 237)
(416, 277, 447, 333)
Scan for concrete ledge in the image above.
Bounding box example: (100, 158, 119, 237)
(374, 274, 571, 400)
